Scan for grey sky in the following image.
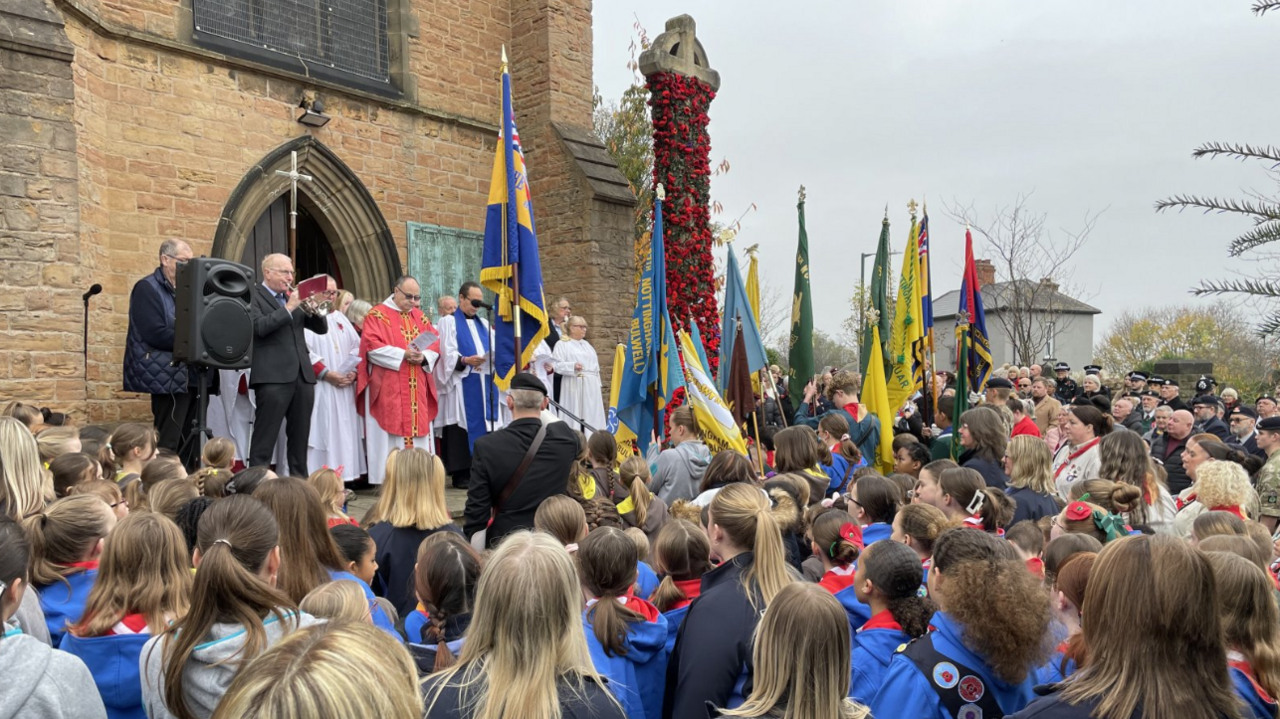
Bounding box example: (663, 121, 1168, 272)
(592, 1, 1280, 350)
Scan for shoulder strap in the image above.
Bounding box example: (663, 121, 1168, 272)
(901, 633, 1007, 719)
(494, 423, 548, 514)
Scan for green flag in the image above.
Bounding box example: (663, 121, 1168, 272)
(860, 215, 892, 377)
(788, 194, 814, 401)
(951, 320, 970, 461)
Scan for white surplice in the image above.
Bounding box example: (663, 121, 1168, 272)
(434, 312, 505, 435)
(363, 297, 439, 484)
(206, 368, 286, 469)
(305, 310, 366, 478)
(551, 338, 605, 436)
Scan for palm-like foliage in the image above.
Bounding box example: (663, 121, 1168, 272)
(1256, 1, 1280, 15)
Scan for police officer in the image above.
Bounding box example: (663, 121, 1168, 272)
(1053, 362, 1079, 403)
(1254, 416, 1280, 532)
(1123, 371, 1149, 400)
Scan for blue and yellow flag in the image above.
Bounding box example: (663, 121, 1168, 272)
(718, 243, 768, 394)
(615, 189, 683, 455)
(677, 329, 748, 456)
(480, 50, 550, 390)
(606, 343, 637, 461)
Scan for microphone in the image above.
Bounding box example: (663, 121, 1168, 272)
(472, 299, 493, 310)
(82, 284, 103, 303)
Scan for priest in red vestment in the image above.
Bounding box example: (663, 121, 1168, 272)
(357, 275, 440, 484)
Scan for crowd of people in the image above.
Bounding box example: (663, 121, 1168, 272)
(6, 347, 1280, 719)
(121, 241, 609, 494)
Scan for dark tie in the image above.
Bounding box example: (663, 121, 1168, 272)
(277, 292, 288, 306)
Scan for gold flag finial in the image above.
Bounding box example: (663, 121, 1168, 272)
(798, 185, 806, 203)
(501, 45, 508, 68)
(655, 183, 666, 201)
(907, 199, 919, 218)
(744, 243, 759, 256)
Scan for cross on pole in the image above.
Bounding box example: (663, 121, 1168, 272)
(274, 150, 313, 265)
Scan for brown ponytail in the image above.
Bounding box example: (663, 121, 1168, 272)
(619, 456, 653, 529)
(649, 519, 712, 612)
(156, 495, 295, 719)
(810, 509, 860, 567)
(578, 527, 643, 657)
(21, 495, 113, 587)
(819, 413, 862, 465)
(415, 533, 482, 671)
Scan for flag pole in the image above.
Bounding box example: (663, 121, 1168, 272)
(501, 46, 523, 368)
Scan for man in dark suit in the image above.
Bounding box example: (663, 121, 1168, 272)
(545, 296, 571, 403)
(1192, 395, 1231, 442)
(248, 253, 327, 476)
(1228, 405, 1268, 459)
(463, 372, 580, 548)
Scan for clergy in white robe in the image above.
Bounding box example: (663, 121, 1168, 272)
(207, 368, 287, 471)
(356, 280, 440, 485)
(551, 315, 605, 436)
(305, 307, 366, 478)
(434, 282, 503, 489)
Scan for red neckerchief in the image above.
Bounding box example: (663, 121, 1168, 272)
(105, 613, 149, 636)
(62, 560, 99, 572)
(859, 610, 903, 633)
(921, 557, 933, 572)
(1055, 639, 1070, 654)
(843, 402, 862, 420)
(1025, 557, 1045, 580)
(1176, 492, 1197, 512)
(818, 565, 857, 595)
(616, 594, 661, 623)
(1209, 505, 1247, 520)
(1230, 654, 1277, 704)
(667, 578, 703, 611)
(1054, 438, 1101, 479)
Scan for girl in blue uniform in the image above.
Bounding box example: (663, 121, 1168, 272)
(713, 583, 870, 719)
(818, 414, 865, 493)
(870, 528, 1051, 719)
(648, 519, 712, 654)
(665, 482, 796, 719)
(1035, 551, 1095, 685)
(579, 527, 669, 719)
(810, 509, 868, 627)
(847, 474, 900, 546)
(849, 540, 935, 705)
(62, 512, 192, 719)
(1010, 535, 1240, 719)
(403, 532, 481, 675)
(255, 478, 398, 637)
(891, 503, 948, 592)
(1205, 551, 1280, 719)
(22, 494, 117, 646)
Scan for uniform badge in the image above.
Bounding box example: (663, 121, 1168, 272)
(958, 675, 986, 702)
(958, 703, 983, 719)
(932, 662, 959, 689)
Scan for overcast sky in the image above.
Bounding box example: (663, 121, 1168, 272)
(591, 1, 1280, 348)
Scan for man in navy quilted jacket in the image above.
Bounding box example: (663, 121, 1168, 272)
(123, 239, 195, 464)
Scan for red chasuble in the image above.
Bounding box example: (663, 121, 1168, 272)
(358, 304, 440, 438)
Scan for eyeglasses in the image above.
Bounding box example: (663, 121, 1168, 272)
(266, 268, 295, 276)
(397, 288, 422, 301)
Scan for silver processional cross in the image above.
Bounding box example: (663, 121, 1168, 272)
(274, 150, 313, 265)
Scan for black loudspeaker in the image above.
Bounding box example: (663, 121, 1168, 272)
(173, 257, 254, 368)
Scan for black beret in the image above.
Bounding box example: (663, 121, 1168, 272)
(1191, 395, 1221, 408)
(986, 377, 1014, 389)
(1231, 405, 1259, 420)
(1259, 416, 1280, 433)
(1259, 395, 1277, 404)
(510, 371, 548, 396)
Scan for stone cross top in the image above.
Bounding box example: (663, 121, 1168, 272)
(639, 15, 721, 90)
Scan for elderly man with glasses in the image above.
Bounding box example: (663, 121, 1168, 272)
(124, 239, 200, 466)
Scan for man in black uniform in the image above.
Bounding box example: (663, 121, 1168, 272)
(1053, 362, 1080, 403)
(1123, 371, 1149, 400)
(1160, 377, 1189, 412)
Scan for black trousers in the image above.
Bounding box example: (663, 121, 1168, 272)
(249, 378, 314, 477)
(151, 392, 200, 470)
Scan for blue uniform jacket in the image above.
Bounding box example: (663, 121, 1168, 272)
(635, 561, 660, 601)
(661, 604, 691, 656)
(862, 523, 893, 547)
(1035, 649, 1076, 685)
(663, 552, 761, 719)
(584, 598, 669, 719)
(402, 611, 470, 677)
(38, 569, 98, 647)
(327, 570, 399, 640)
(61, 631, 149, 719)
(870, 612, 1038, 719)
(849, 620, 910, 705)
(1232, 664, 1279, 719)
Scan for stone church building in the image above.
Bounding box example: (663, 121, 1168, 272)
(1, 0, 635, 422)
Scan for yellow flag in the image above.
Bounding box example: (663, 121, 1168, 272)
(746, 250, 763, 395)
(677, 330, 749, 455)
(862, 325, 897, 474)
(606, 343, 636, 461)
(886, 216, 923, 414)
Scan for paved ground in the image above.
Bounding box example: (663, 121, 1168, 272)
(347, 485, 469, 521)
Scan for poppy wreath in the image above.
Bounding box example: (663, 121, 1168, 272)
(648, 71, 720, 376)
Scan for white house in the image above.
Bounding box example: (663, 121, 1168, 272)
(931, 260, 1100, 371)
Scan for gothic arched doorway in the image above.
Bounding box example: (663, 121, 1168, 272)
(238, 195, 343, 287)
(210, 136, 401, 299)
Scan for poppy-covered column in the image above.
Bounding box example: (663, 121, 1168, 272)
(640, 15, 723, 374)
